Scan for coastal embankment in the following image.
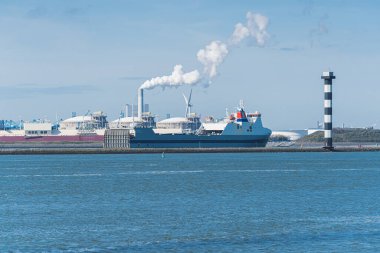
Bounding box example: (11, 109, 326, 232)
(1, 145, 380, 155)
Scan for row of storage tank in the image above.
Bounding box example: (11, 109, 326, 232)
(2, 109, 202, 133)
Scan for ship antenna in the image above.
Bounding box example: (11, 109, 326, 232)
(239, 99, 245, 110)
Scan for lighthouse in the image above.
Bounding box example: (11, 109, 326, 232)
(321, 71, 336, 150)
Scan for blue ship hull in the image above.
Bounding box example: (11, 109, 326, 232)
(130, 128, 270, 148)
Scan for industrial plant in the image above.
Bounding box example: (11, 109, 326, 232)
(0, 82, 274, 148)
(3, 71, 366, 150)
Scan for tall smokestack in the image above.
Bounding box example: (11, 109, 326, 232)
(321, 71, 335, 150)
(138, 88, 144, 120)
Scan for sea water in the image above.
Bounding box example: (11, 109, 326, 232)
(1, 152, 380, 252)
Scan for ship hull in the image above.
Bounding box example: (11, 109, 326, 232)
(130, 128, 270, 148)
(130, 138, 269, 148)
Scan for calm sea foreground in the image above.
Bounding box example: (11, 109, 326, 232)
(1, 152, 380, 252)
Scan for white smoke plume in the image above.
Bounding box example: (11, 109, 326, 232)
(139, 11, 269, 90)
(197, 41, 228, 78)
(140, 65, 201, 90)
(230, 11, 269, 46)
(231, 23, 250, 45)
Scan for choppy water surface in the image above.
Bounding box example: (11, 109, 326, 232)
(1, 152, 380, 252)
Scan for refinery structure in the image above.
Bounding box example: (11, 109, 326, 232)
(0, 111, 107, 142)
(0, 85, 273, 148)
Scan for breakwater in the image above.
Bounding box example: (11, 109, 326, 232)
(1, 146, 380, 155)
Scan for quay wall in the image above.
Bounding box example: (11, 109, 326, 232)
(1, 146, 380, 155)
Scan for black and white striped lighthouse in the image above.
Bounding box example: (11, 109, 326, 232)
(321, 71, 335, 149)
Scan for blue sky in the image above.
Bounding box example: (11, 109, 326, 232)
(0, 0, 380, 129)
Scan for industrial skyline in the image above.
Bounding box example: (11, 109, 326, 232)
(0, 1, 379, 129)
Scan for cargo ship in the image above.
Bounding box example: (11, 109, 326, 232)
(126, 107, 271, 148)
(103, 89, 271, 148)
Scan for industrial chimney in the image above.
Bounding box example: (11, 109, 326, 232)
(321, 71, 335, 150)
(138, 88, 144, 120)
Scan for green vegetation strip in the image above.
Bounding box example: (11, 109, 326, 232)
(300, 128, 380, 143)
